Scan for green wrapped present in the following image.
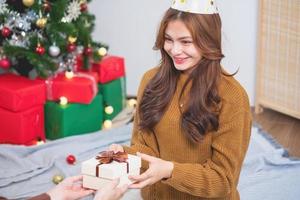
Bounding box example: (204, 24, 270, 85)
(45, 93, 103, 139)
(98, 77, 126, 120)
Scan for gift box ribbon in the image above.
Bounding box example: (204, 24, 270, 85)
(95, 151, 129, 177)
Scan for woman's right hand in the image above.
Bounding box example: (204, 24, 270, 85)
(94, 178, 128, 200)
(109, 144, 124, 153)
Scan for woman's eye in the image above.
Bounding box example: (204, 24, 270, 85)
(165, 38, 172, 42)
(182, 40, 192, 44)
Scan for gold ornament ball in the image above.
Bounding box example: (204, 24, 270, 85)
(98, 47, 107, 56)
(68, 36, 77, 44)
(23, 0, 35, 7)
(52, 175, 64, 184)
(36, 18, 47, 28)
(105, 106, 114, 115)
(103, 120, 112, 129)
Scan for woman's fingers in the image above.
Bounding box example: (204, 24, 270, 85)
(129, 178, 152, 189)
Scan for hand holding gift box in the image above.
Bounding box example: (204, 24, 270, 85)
(81, 151, 141, 190)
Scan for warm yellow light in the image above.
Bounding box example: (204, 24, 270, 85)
(98, 47, 107, 56)
(103, 120, 112, 129)
(65, 71, 74, 79)
(105, 106, 114, 115)
(36, 140, 44, 145)
(68, 36, 77, 44)
(127, 98, 137, 107)
(60, 96, 68, 105)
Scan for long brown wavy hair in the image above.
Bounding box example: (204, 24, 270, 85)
(139, 8, 225, 143)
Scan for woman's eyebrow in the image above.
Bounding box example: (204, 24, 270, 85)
(164, 33, 192, 40)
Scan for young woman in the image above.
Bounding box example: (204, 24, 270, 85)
(110, 0, 252, 199)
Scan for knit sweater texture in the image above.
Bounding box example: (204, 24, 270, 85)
(123, 67, 252, 200)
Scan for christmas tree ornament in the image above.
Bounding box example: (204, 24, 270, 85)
(0, 0, 8, 14)
(65, 70, 74, 79)
(66, 154, 76, 165)
(103, 120, 112, 129)
(68, 36, 77, 44)
(67, 43, 76, 52)
(105, 105, 114, 115)
(80, 3, 87, 12)
(52, 175, 64, 184)
(35, 44, 45, 55)
(127, 98, 137, 108)
(49, 45, 60, 57)
(171, 0, 218, 14)
(59, 96, 68, 106)
(84, 46, 93, 56)
(0, 57, 11, 69)
(42, 1, 51, 12)
(62, 0, 81, 23)
(98, 47, 107, 56)
(22, 0, 35, 7)
(36, 18, 47, 28)
(1, 27, 12, 38)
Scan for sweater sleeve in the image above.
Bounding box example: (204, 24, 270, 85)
(162, 105, 252, 198)
(123, 68, 160, 168)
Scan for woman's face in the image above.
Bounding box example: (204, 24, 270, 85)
(164, 19, 202, 73)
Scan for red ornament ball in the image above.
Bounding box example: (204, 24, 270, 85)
(35, 45, 45, 55)
(2, 27, 12, 38)
(67, 43, 76, 52)
(84, 47, 93, 56)
(0, 58, 11, 69)
(42, 2, 51, 12)
(66, 154, 76, 165)
(80, 3, 88, 12)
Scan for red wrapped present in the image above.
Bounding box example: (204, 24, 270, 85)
(0, 105, 45, 145)
(0, 74, 46, 112)
(46, 72, 98, 104)
(93, 56, 125, 84)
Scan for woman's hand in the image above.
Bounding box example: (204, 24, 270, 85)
(94, 178, 128, 200)
(109, 144, 124, 153)
(128, 152, 174, 189)
(46, 175, 94, 200)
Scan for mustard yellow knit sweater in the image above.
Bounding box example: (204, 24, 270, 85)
(124, 67, 252, 200)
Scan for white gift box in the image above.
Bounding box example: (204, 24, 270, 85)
(81, 153, 141, 190)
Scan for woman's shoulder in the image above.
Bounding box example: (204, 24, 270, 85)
(142, 66, 160, 80)
(219, 75, 250, 109)
(139, 66, 160, 86)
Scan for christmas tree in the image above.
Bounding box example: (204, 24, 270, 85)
(0, 0, 108, 78)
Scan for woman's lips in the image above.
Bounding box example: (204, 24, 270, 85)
(174, 57, 187, 64)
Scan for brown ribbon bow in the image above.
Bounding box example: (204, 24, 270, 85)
(95, 151, 129, 177)
(96, 151, 128, 164)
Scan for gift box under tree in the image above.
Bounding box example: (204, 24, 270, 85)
(92, 55, 125, 84)
(45, 93, 104, 140)
(45, 72, 98, 104)
(77, 55, 127, 121)
(0, 74, 46, 145)
(98, 77, 126, 120)
(76, 55, 125, 83)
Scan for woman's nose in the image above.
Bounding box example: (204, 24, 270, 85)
(170, 42, 182, 55)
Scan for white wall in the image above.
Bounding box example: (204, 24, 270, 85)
(89, 0, 258, 105)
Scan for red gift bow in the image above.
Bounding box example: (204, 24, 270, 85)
(95, 151, 129, 176)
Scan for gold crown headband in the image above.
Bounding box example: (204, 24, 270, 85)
(171, 0, 218, 14)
